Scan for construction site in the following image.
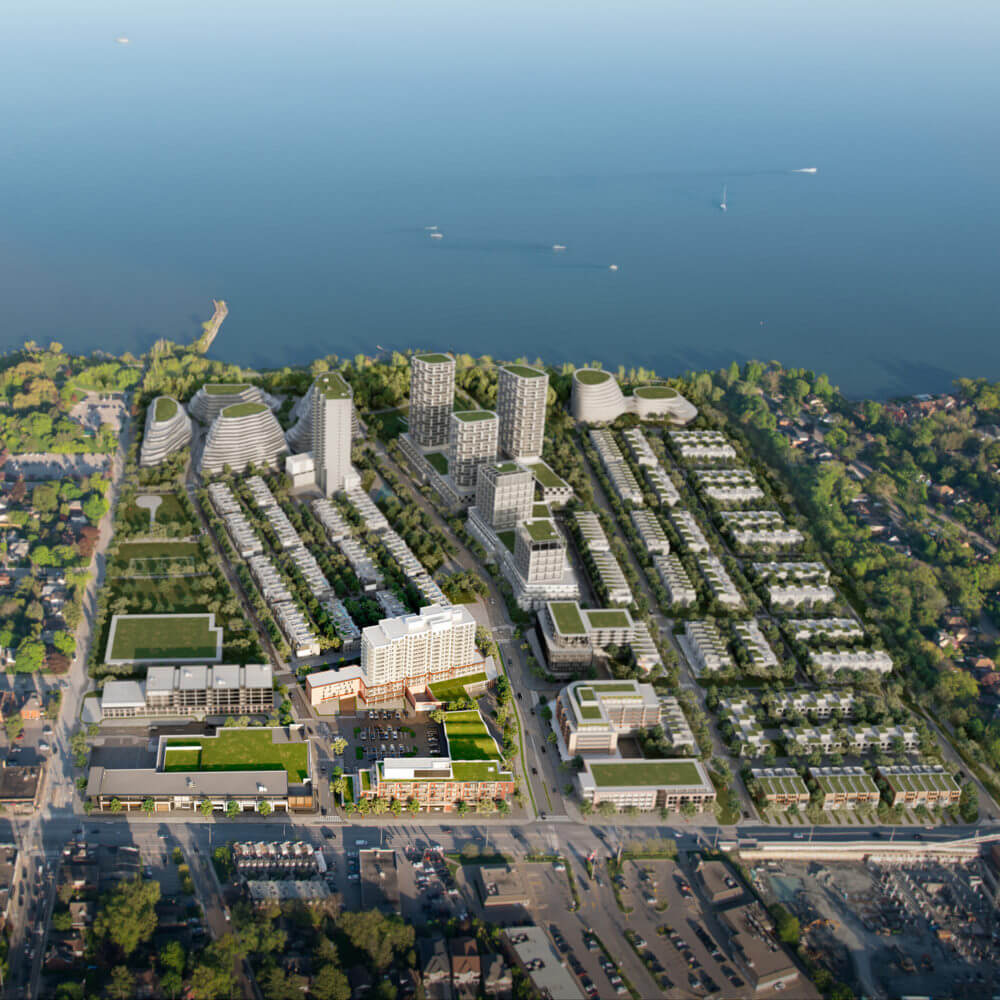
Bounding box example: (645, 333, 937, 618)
(750, 854, 1000, 998)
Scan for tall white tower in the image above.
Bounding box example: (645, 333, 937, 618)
(312, 372, 354, 496)
(409, 353, 456, 448)
(497, 364, 548, 461)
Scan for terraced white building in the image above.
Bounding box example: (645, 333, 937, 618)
(571, 369, 697, 424)
(189, 383, 267, 424)
(140, 396, 192, 466)
(199, 402, 288, 475)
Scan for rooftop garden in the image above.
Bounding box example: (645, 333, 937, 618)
(522, 519, 559, 542)
(222, 401, 267, 418)
(497, 530, 516, 553)
(317, 372, 352, 399)
(415, 353, 453, 365)
(576, 369, 612, 385)
(427, 672, 489, 705)
(444, 710, 504, 762)
(583, 610, 631, 629)
(504, 364, 546, 379)
(525, 461, 567, 489)
(532, 503, 551, 518)
(154, 397, 178, 421)
(634, 384, 678, 399)
(426, 452, 449, 475)
(204, 383, 249, 395)
(494, 462, 522, 475)
(550, 601, 586, 635)
(589, 760, 704, 788)
(163, 729, 309, 783)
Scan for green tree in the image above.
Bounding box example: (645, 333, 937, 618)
(771, 904, 801, 946)
(109, 797, 122, 814)
(311, 964, 351, 1000)
(226, 799, 241, 819)
(258, 800, 272, 817)
(960, 781, 979, 822)
(335, 910, 415, 970)
(107, 966, 135, 1000)
(332, 736, 348, 756)
(200, 798, 214, 817)
(141, 797, 155, 815)
(93, 877, 161, 956)
(4, 713, 24, 741)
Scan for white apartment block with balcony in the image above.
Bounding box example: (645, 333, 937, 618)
(645, 466, 681, 507)
(272, 601, 320, 658)
(630, 510, 670, 555)
(720, 510, 805, 550)
(693, 467, 764, 504)
(765, 690, 856, 720)
(669, 430, 738, 463)
(408, 353, 456, 448)
(681, 621, 735, 675)
(448, 410, 498, 493)
(573, 511, 611, 552)
(734, 620, 779, 671)
(669, 509, 711, 553)
(696, 553, 744, 608)
(659, 697, 697, 750)
(473, 462, 533, 530)
(767, 583, 838, 608)
(786, 618, 864, 643)
(653, 553, 697, 607)
(718, 697, 769, 755)
(589, 429, 645, 505)
(496, 364, 548, 461)
(809, 649, 893, 677)
(345, 487, 389, 533)
(848, 725, 918, 753)
(622, 428, 658, 466)
(311, 498, 352, 541)
(753, 561, 831, 583)
(361, 604, 477, 688)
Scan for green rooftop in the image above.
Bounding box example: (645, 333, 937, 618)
(576, 369, 612, 386)
(154, 397, 178, 421)
(453, 409, 496, 422)
(634, 384, 678, 399)
(525, 462, 566, 489)
(549, 601, 586, 635)
(415, 353, 454, 365)
(532, 503, 551, 518)
(583, 609, 631, 629)
(589, 681, 642, 693)
(522, 519, 560, 543)
(494, 462, 522, 475)
(204, 383, 249, 395)
(316, 372, 352, 400)
(222, 401, 268, 419)
(163, 729, 309, 784)
(589, 760, 704, 788)
(578, 705, 604, 721)
(427, 452, 449, 474)
(504, 364, 546, 379)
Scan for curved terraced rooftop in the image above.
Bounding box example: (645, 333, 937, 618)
(199, 402, 288, 475)
(571, 369, 697, 425)
(140, 395, 192, 467)
(285, 382, 315, 452)
(188, 383, 266, 424)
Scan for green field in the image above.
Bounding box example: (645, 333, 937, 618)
(428, 672, 488, 705)
(107, 614, 220, 662)
(163, 729, 309, 782)
(444, 710, 503, 761)
(116, 541, 200, 562)
(427, 452, 449, 474)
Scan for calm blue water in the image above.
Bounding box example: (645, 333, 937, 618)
(2, 1, 998, 397)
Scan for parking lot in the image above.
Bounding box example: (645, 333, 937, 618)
(336, 711, 445, 766)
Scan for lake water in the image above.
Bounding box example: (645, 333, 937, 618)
(2, 1, 998, 398)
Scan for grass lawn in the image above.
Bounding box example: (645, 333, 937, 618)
(575, 369, 611, 385)
(427, 452, 449, 475)
(367, 407, 409, 441)
(444, 710, 503, 761)
(497, 530, 516, 553)
(163, 729, 309, 782)
(108, 613, 221, 662)
(355, 746, 365, 760)
(154, 397, 178, 421)
(428, 672, 488, 704)
(116, 541, 200, 561)
(154, 493, 195, 527)
(525, 462, 566, 489)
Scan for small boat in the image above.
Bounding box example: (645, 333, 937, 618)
(608, 264, 619, 272)
(792, 167, 818, 174)
(115, 36, 129, 44)
(424, 225, 438, 231)
(552, 244, 567, 251)
(719, 185, 727, 212)
(429, 232, 443, 240)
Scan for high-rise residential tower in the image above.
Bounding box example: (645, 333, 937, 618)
(496, 363, 548, 461)
(474, 461, 534, 529)
(409, 353, 456, 448)
(312, 371, 354, 496)
(448, 410, 498, 489)
(514, 518, 566, 584)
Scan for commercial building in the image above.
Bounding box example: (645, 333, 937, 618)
(449, 410, 498, 490)
(496, 364, 548, 461)
(359, 709, 514, 812)
(140, 396, 192, 466)
(311, 371, 355, 496)
(749, 768, 810, 810)
(473, 461, 533, 530)
(0, 763, 42, 812)
(877, 764, 961, 807)
(502, 927, 585, 1000)
(555, 679, 661, 757)
(199, 402, 288, 475)
(409, 353, 456, 448)
(360, 849, 400, 915)
(86, 727, 314, 814)
(478, 865, 530, 909)
(521, 460, 573, 505)
(809, 766, 880, 810)
(577, 757, 716, 812)
(571, 369, 697, 425)
(99, 664, 273, 720)
(718, 903, 801, 994)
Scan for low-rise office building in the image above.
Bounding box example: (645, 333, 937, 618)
(555, 679, 661, 757)
(537, 601, 635, 672)
(502, 926, 585, 1000)
(576, 758, 716, 812)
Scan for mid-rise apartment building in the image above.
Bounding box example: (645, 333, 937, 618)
(555, 679, 661, 756)
(474, 462, 534, 530)
(448, 410, 498, 489)
(514, 519, 565, 584)
(809, 766, 881, 810)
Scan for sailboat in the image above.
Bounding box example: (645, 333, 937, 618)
(719, 185, 728, 212)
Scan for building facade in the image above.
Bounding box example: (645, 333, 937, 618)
(409, 353, 456, 448)
(448, 410, 498, 489)
(496, 364, 548, 461)
(556, 679, 661, 756)
(474, 462, 534, 529)
(311, 372, 354, 496)
(513, 519, 565, 584)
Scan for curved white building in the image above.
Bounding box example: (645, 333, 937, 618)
(140, 396, 192, 466)
(571, 369, 697, 425)
(189, 383, 267, 425)
(199, 402, 288, 475)
(285, 383, 315, 453)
